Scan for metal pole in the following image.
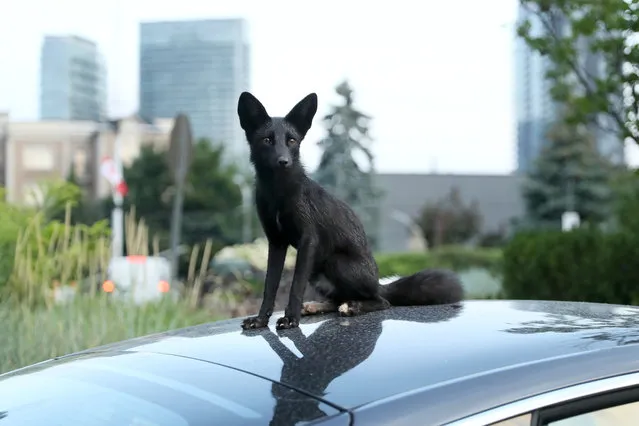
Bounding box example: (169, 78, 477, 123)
(112, 194, 124, 258)
(111, 128, 124, 258)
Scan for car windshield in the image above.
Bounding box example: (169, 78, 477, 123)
(0, 352, 338, 426)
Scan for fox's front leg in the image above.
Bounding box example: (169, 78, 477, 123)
(241, 243, 287, 330)
(277, 234, 317, 330)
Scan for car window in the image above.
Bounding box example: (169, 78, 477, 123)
(547, 400, 639, 426)
(489, 413, 532, 425)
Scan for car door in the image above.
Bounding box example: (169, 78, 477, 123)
(449, 372, 639, 426)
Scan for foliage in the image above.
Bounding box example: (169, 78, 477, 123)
(0, 295, 213, 374)
(314, 80, 383, 249)
(416, 187, 482, 248)
(502, 228, 639, 304)
(27, 179, 83, 223)
(522, 118, 615, 225)
(3, 204, 111, 308)
(517, 0, 639, 145)
(0, 189, 35, 291)
(477, 224, 510, 248)
(375, 247, 502, 278)
(118, 139, 251, 257)
(609, 166, 639, 232)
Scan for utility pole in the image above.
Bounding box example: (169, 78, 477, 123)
(112, 122, 124, 259)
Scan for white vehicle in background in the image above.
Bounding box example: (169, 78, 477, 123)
(102, 255, 177, 304)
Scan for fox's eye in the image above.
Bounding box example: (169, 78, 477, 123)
(262, 137, 272, 145)
(287, 138, 297, 146)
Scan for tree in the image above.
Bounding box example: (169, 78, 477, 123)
(517, 0, 639, 145)
(609, 166, 639, 232)
(119, 139, 247, 251)
(122, 144, 173, 234)
(181, 139, 245, 246)
(314, 80, 383, 248)
(416, 187, 482, 248)
(522, 119, 615, 225)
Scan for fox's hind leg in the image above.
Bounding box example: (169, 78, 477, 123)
(338, 297, 390, 317)
(301, 301, 338, 316)
(300, 274, 339, 316)
(323, 254, 391, 317)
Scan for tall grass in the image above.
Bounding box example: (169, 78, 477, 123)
(0, 203, 226, 375)
(0, 295, 214, 374)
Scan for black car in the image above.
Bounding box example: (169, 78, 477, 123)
(2, 300, 639, 425)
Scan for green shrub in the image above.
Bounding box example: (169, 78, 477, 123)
(375, 246, 502, 277)
(502, 228, 639, 305)
(0, 195, 35, 292)
(433, 246, 502, 275)
(0, 295, 213, 374)
(3, 209, 111, 308)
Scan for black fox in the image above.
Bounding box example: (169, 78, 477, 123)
(237, 91, 464, 330)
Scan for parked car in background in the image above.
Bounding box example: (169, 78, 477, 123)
(1, 300, 639, 425)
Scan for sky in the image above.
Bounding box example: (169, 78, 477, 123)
(0, 0, 578, 174)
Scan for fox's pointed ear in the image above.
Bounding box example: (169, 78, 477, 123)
(285, 93, 318, 137)
(237, 92, 270, 135)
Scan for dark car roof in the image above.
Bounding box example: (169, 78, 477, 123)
(78, 300, 639, 412)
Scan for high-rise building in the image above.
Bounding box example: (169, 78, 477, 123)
(40, 35, 107, 122)
(139, 18, 250, 161)
(514, 7, 624, 173)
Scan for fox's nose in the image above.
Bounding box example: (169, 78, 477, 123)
(278, 157, 290, 167)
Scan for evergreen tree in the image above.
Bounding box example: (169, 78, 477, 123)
(523, 118, 615, 226)
(314, 81, 383, 248)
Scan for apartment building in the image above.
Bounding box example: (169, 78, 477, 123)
(1, 113, 174, 204)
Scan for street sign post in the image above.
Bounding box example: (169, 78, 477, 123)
(100, 153, 128, 259)
(167, 113, 194, 280)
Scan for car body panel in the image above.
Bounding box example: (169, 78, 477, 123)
(351, 345, 639, 425)
(72, 300, 639, 411)
(0, 350, 346, 426)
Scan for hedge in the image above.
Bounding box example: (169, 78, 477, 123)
(502, 228, 639, 305)
(374, 246, 502, 277)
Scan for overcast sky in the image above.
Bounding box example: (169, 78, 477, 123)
(3, 0, 631, 173)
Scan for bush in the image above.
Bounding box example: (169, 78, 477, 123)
(502, 228, 639, 305)
(0, 194, 35, 292)
(0, 295, 213, 374)
(375, 246, 502, 277)
(2, 208, 111, 307)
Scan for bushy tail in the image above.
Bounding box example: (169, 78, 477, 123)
(379, 269, 464, 306)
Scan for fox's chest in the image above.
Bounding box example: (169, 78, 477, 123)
(273, 209, 303, 248)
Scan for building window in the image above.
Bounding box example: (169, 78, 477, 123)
(22, 145, 55, 171)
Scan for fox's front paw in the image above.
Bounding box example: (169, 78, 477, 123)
(276, 316, 299, 330)
(241, 316, 269, 330)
